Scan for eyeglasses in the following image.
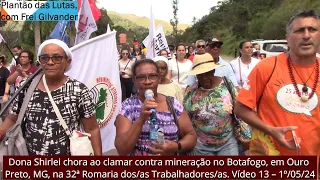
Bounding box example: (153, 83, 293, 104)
(38, 55, 66, 64)
(20, 56, 29, 58)
(135, 73, 159, 83)
(197, 45, 205, 48)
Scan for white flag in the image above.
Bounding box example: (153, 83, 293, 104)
(143, 25, 170, 56)
(146, 2, 156, 59)
(75, 0, 97, 45)
(67, 31, 121, 153)
(107, 24, 111, 33)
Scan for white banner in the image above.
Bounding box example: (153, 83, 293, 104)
(67, 31, 121, 153)
(75, 0, 97, 44)
(143, 24, 170, 57)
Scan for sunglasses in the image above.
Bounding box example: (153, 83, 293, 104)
(122, 53, 128, 55)
(135, 73, 159, 83)
(197, 45, 206, 48)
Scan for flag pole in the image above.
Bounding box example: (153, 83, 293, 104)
(153, 38, 156, 56)
(1, 41, 18, 63)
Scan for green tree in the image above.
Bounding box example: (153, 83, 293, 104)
(95, 8, 114, 36)
(170, 0, 179, 45)
(180, 0, 320, 56)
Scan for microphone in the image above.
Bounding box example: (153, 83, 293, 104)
(144, 89, 156, 116)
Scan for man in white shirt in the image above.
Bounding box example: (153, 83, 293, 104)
(187, 38, 239, 89)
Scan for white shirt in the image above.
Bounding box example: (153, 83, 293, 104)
(230, 57, 260, 88)
(187, 56, 239, 87)
(168, 59, 193, 88)
(11, 56, 17, 66)
(119, 60, 133, 78)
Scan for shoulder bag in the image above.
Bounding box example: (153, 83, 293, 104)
(0, 73, 42, 168)
(223, 76, 251, 143)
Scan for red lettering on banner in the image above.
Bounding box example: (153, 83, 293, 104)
(77, 14, 88, 34)
(2, 156, 318, 179)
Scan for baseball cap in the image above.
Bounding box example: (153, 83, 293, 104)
(206, 38, 223, 46)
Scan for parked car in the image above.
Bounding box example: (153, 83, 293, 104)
(252, 39, 288, 58)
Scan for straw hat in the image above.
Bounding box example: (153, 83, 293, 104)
(186, 53, 224, 75)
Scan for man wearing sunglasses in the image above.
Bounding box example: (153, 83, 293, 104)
(195, 40, 206, 55)
(187, 38, 239, 90)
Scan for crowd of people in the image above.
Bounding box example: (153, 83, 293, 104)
(0, 9, 319, 158)
(116, 9, 320, 156)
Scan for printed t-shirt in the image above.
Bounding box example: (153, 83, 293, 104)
(236, 53, 320, 156)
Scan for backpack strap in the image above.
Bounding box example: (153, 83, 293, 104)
(16, 73, 43, 125)
(5, 73, 43, 137)
(166, 96, 180, 139)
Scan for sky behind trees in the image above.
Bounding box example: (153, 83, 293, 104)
(97, 0, 220, 24)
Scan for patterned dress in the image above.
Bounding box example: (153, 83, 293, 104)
(184, 79, 236, 147)
(10, 76, 95, 155)
(119, 95, 183, 156)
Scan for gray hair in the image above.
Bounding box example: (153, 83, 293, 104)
(195, 39, 205, 47)
(286, 9, 320, 34)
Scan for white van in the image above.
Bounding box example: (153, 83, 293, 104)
(252, 39, 288, 58)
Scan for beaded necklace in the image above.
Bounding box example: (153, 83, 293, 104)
(287, 56, 319, 102)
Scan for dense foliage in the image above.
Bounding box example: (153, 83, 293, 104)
(178, 0, 320, 56)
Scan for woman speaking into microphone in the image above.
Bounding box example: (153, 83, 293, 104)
(115, 59, 196, 156)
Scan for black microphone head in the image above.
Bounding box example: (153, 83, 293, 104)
(144, 89, 154, 99)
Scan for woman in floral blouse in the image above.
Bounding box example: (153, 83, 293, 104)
(184, 53, 239, 155)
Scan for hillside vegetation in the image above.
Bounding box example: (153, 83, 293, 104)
(179, 0, 320, 56)
(108, 11, 190, 34)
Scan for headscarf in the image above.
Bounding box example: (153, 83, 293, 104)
(37, 39, 73, 71)
(153, 56, 168, 65)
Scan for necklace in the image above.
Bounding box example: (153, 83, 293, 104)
(287, 56, 319, 102)
(238, 57, 251, 86)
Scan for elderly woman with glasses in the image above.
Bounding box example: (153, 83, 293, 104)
(153, 56, 183, 104)
(0, 39, 102, 156)
(115, 59, 196, 156)
(184, 53, 240, 156)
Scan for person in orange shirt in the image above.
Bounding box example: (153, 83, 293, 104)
(234, 9, 320, 156)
